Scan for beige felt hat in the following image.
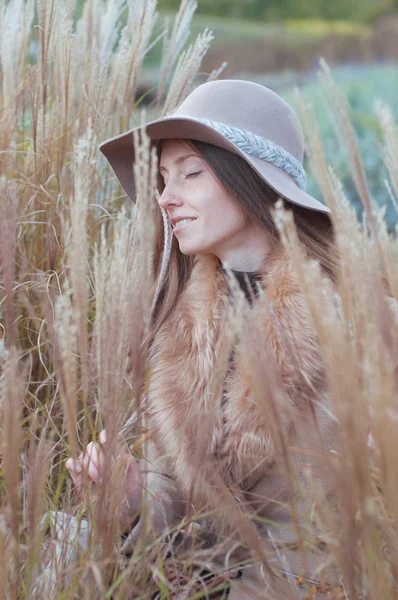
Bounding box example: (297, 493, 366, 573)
(99, 79, 330, 215)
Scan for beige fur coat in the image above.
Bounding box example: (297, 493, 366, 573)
(128, 247, 342, 598)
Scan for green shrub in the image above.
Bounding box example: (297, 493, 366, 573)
(283, 65, 398, 231)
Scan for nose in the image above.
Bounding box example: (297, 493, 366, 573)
(157, 180, 183, 211)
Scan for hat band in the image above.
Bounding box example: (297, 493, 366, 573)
(178, 116, 307, 190)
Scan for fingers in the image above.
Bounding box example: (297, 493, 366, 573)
(65, 457, 83, 491)
(66, 430, 141, 517)
(99, 429, 124, 459)
(66, 440, 104, 490)
(83, 442, 104, 484)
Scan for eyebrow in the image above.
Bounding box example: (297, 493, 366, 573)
(159, 153, 199, 173)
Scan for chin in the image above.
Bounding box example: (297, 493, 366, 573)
(178, 246, 199, 256)
(177, 240, 202, 255)
(177, 237, 215, 257)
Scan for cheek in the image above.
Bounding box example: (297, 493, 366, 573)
(178, 181, 247, 246)
(209, 201, 247, 232)
(196, 205, 248, 247)
(200, 184, 242, 222)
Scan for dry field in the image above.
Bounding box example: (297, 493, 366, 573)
(2, 1, 398, 598)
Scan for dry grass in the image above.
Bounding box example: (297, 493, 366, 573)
(1, 0, 398, 598)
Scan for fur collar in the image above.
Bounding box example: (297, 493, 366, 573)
(147, 247, 326, 516)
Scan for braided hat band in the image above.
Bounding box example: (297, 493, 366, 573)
(179, 116, 307, 191)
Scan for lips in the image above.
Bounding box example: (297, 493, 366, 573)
(172, 217, 198, 232)
(170, 216, 197, 227)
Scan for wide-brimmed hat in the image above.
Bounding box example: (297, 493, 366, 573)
(99, 79, 330, 215)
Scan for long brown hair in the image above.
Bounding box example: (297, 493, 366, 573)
(150, 139, 339, 337)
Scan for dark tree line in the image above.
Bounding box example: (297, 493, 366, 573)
(161, 0, 394, 23)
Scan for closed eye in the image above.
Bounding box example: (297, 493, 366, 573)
(187, 171, 202, 179)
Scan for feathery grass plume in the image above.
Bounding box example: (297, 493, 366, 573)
(271, 197, 361, 593)
(92, 127, 157, 440)
(114, 0, 158, 126)
(67, 122, 98, 405)
(53, 8, 74, 176)
(132, 120, 158, 341)
(0, 0, 222, 595)
(4, 0, 398, 593)
(293, 88, 340, 226)
(0, 521, 7, 597)
(350, 247, 398, 596)
(103, 0, 143, 125)
(206, 61, 228, 83)
(0, 0, 35, 118)
(161, 28, 215, 116)
(384, 178, 398, 219)
(72, 0, 124, 137)
(176, 283, 274, 561)
(93, 218, 131, 427)
(224, 262, 319, 579)
(375, 101, 398, 293)
(25, 432, 53, 596)
(157, 0, 198, 106)
(92, 212, 143, 565)
(375, 101, 398, 205)
(314, 63, 398, 378)
(317, 59, 374, 227)
(53, 291, 78, 461)
(296, 84, 396, 320)
(294, 87, 381, 315)
(316, 61, 396, 307)
(112, 126, 159, 558)
(34, 0, 59, 181)
(0, 179, 18, 348)
(173, 268, 299, 587)
(370, 188, 398, 303)
(272, 193, 398, 598)
(98, 0, 126, 62)
(119, 141, 278, 587)
(91, 120, 158, 561)
(0, 345, 24, 597)
(323, 167, 375, 320)
(0, 340, 10, 597)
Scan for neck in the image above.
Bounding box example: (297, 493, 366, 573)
(213, 223, 274, 272)
(218, 244, 272, 272)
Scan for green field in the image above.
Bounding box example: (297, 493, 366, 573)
(143, 12, 371, 66)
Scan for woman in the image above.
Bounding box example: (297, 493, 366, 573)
(67, 80, 343, 598)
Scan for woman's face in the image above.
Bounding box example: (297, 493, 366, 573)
(158, 140, 272, 271)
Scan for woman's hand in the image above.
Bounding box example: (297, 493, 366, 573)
(65, 430, 143, 531)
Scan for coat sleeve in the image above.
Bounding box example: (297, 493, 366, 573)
(121, 435, 188, 553)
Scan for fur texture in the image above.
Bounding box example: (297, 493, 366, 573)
(129, 249, 398, 594)
(145, 247, 331, 533)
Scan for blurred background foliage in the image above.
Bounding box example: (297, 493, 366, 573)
(151, 1, 398, 231)
(73, 0, 398, 230)
(160, 0, 395, 22)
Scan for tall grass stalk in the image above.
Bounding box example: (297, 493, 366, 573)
(293, 74, 398, 598)
(0, 0, 224, 596)
(2, 0, 398, 597)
